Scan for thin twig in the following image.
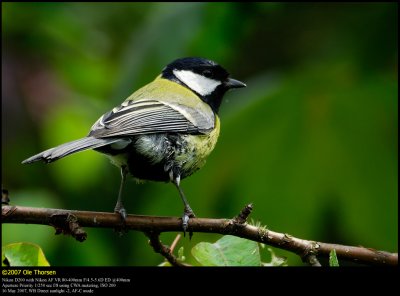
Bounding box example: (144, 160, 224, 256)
(170, 234, 181, 253)
(2, 205, 397, 266)
(232, 203, 253, 224)
(145, 232, 190, 267)
(304, 255, 322, 267)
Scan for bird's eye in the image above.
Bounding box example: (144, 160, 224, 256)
(202, 70, 212, 78)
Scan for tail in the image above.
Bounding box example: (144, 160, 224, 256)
(22, 136, 123, 164)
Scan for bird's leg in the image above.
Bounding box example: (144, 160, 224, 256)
(114, 165, 128, 221)
(173, 176, 195, 236)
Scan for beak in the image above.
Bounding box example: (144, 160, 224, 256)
(225, 77, 246, 89)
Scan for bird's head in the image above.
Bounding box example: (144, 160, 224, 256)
(162, 57, 246, 113)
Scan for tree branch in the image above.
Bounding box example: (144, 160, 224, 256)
(145, 231, 190, 267)
(2, 205, 397, 266)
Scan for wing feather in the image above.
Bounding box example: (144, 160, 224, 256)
(89, 99, 214, 138)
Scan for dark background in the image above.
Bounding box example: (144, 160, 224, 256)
(2, 2, 397, 266)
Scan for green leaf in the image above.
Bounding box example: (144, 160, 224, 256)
(261, 247, 288, 266)
(2, 243, 50, 266)
(191, 235, 261, 266)
(158, 261, 172, 267)
(329, 249, 339, 267)
(177, 247, 185, 261)
(158, 246, 186, 267)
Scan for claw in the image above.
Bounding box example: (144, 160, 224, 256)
(182, 206, 195, 237)
(115, 206, 127, 221)
(182, 213, 190, 235)
(114, 204, 128, 236)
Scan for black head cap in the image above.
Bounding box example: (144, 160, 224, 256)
(162, 57, 246, 113)
(162, 57, 229, 82)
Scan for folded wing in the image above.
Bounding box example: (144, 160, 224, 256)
(22, 99, 215, 164)
(89, 99, 215, 138)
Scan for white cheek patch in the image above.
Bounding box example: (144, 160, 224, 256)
(173, 69, 221, 96)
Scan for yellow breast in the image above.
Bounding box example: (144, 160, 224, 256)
(177, 116, 220, 174)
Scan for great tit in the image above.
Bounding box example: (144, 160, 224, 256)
(22, 57, 246, 232)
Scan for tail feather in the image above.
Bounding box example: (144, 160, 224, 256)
(22, 136, 123, 164)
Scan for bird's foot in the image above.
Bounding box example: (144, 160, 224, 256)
(114, 204, 128, 236)
(182, 206, 195, 239)
(115, 206, 127, 221)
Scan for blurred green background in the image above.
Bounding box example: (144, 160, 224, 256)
(2, 2, 397, 266)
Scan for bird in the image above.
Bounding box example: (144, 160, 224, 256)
(22, 57, 246, 232)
